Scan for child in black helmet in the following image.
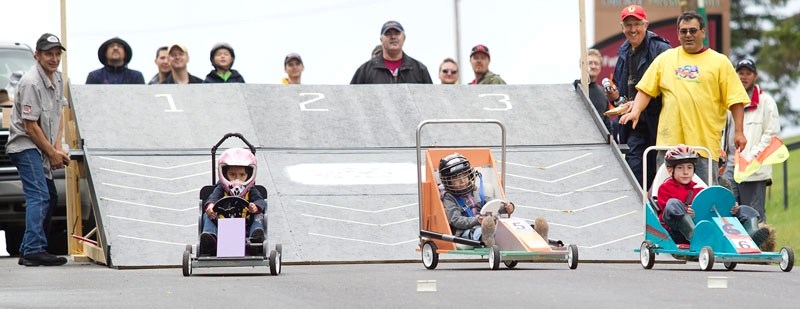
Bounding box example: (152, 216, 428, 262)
(657, 145, 771, 247)
(438, 153, 549, 247)
(204, 42, 246, 83)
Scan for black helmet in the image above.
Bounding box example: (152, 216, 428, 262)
(210, 43, 235, 69)
(438, 153, 477, 196)
(665, 144, 699, 167)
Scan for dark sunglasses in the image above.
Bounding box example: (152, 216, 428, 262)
(679, 28, 700, 35)
(441, 69, 458, 74)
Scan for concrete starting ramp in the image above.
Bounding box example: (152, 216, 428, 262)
(70, 84, 643, 268)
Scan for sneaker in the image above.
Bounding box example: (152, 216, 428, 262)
(199, 233, 217, 257)
(21, 252, 67, 266)
(18, 257, 23, 265)
(250, 229, 265, 244)
(481, 217, 496, 248)
(548, 239, 564, 247)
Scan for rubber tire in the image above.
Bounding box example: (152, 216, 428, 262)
(567, 244, 579, 270)
(276, 243, 283, 255)
(699, 246, 715, 271)
(723, 261, 737, 271)
(269, 249, 281, 275)
(489, 245, 501, 270)
(503, 260, 518, 269)
(780, 247, 794, 272)
(182, 249, 192, 277)
(421, 241, 439, 270)
(185, 244, 192, 255)
(640, 241, 655, 269)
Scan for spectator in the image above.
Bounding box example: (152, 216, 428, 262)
(204, 43, 245, 83)
(148, 46, 171, 85)
(468, 44, 505, 84)
(85, 37, 145, 84)
(281, 53, 303, 85)
(6, 33, 70, 266)
(350, 21, 433, 84)
(162, 44, 203, 84)
(574, 49, 611, 132)
(620, 11, 749, 185)
(606, 5, 670, 188)
(722, 59, 780, 222)
(438, 58, 459, 84)
(371, 44, 382, 59)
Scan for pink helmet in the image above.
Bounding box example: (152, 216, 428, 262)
(218, 148, 257, 198)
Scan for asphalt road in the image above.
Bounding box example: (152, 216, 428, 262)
(1, 257, 798, 308)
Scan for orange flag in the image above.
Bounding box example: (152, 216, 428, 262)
(734, 136, 790, 183)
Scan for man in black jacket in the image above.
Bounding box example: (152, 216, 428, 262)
(350, 21, 432, 84)
(606, 5, 670, 189)
(85, 37, 145, 84)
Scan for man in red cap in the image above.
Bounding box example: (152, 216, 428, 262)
(606, 5, 670, 189)
(468, 44, 505, 85)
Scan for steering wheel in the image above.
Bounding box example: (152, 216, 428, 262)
(212, 196, 250, 218)
(480, 199, 506, 216)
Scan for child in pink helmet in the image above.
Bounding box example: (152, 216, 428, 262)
(199, 148, 266, 256)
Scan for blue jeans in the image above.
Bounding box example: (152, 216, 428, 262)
(626, 133, 656, 189)
(202, 213, 265, 237)
(10, 149, 58, 256)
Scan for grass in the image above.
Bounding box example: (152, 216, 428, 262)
(766, 134, 800, 251)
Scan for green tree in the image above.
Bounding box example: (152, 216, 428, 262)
(730, 0, 799, 124)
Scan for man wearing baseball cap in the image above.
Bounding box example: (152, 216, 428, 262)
(606, 4, 670, 189)
(721, 58, 780, 232)
(7, 33, 70, 266)
(86, 37, 145, 84)
(350, 20, 432, 84)
(163, 44, 203, 84)
(468, 44, 505, 84)
(282, 53, 304, 84)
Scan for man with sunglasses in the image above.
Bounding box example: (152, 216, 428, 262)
(606, 5, 670, 189)
(620, 11, 749, 185)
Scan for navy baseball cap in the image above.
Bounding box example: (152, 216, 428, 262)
(381, 21, 404, 35)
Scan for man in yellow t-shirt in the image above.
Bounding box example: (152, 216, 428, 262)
(620, 11, 749, 184)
